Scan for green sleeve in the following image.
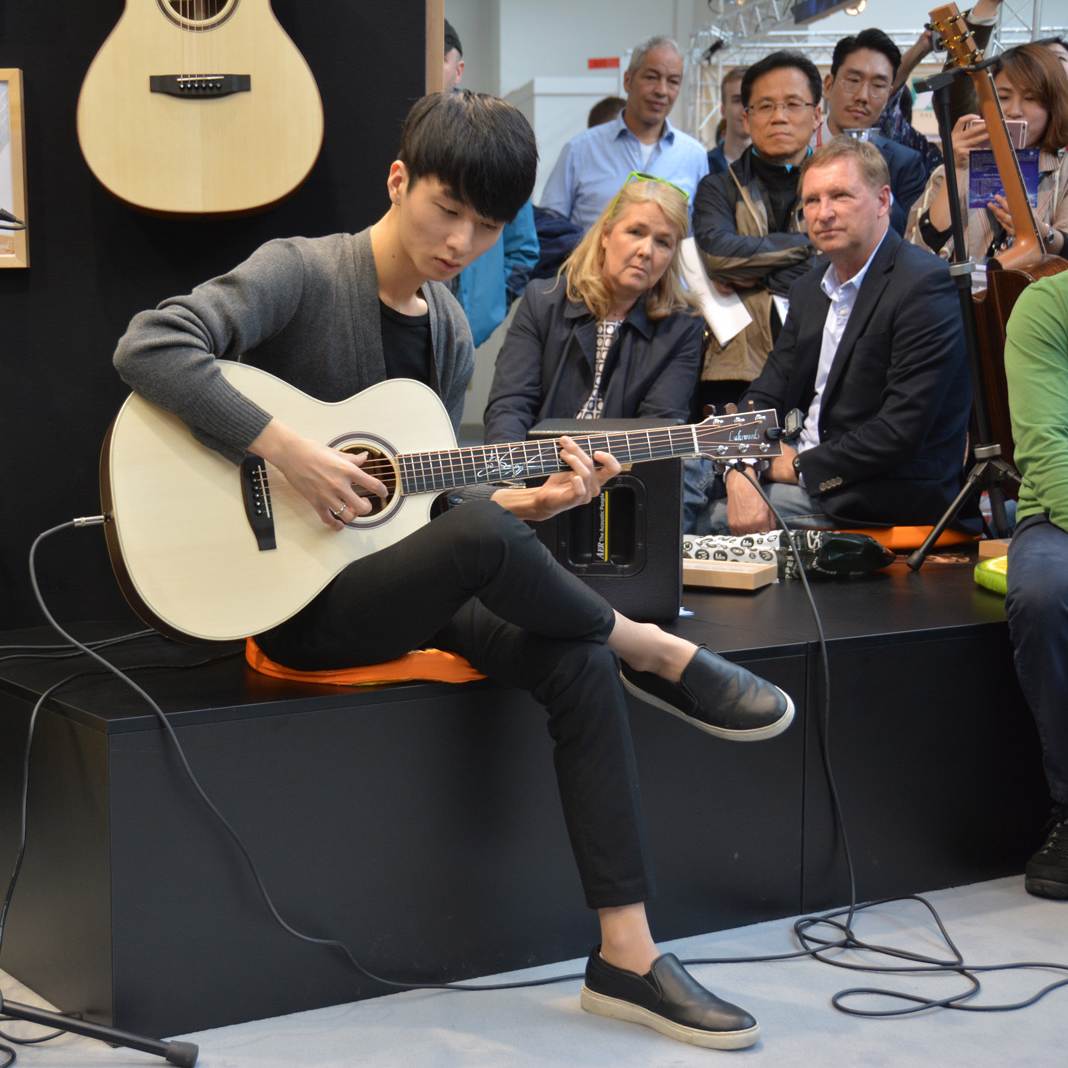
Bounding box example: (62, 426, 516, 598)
(1004, 273, 1068, 532)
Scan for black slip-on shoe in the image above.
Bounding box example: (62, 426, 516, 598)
(580, 949, 760, 1050)
(621, 646, 794, 742)
(1025, 805, 1068, 900)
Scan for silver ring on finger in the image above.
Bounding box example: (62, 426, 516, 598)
(331, 502, 349, 520)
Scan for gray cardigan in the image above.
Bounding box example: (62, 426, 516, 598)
(114, 228, 474, 464)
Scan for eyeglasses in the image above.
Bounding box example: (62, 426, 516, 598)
(607, 171, 689, 215)
(837, 73, 891, 98)
(745, 100, 817, 119)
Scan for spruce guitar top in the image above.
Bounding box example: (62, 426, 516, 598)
(77, 1, 324, 216)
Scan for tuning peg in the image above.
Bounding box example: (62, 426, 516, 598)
(723, 402, 738, 415)
(702, 404, 718, 418)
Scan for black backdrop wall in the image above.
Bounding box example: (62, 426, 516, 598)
(0, 1, 426, 629)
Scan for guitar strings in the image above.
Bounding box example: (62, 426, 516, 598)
(323, 421, 772, 482)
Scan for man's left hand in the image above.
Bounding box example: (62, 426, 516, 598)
(768, 444, 800, 484)
(532, 435, 621, 521)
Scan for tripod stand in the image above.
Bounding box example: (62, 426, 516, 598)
(0, 992, 197, 1066)
(907, 64, 1020, 572)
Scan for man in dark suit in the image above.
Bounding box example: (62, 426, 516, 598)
(687, 137, 970, 535)
(816, 28, 927, 235)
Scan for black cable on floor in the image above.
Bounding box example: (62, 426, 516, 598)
(3, 507, 1066, 1068)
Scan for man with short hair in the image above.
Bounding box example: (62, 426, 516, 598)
(443, 19, 538, 347)
(707, 67, 749, 177)
(691, 51, 822, 403)
(443, 19, 464, 88)
(114, 89, 792, 1052)
(688, 138, 971, 535)
(818, 28, 927, 234)
(540, 36, 708, 231)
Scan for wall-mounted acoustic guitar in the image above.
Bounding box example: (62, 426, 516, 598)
(101, 364, 782, 641)
(77, 1, 324, 216)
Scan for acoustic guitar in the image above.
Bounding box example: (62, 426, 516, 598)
(77, 1, 324, 216)
(929, 4, 1068, 466)
(101, 364, 782, 641)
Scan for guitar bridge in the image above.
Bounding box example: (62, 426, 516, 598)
(240, 457, 276, 552)
(149, 74, 251, 98)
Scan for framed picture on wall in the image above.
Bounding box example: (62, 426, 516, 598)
(0, 68, 29, 268)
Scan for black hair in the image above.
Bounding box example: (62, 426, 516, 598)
(587, 95, 625, 127)
(397, 91, 538, 223)
(444, 19, 462, 57)
(740, 51, 822, 109)
(831, 28, 902, 80)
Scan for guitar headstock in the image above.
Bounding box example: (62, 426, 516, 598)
(929, 4, 983, 68)
(694, 407, 783, 461)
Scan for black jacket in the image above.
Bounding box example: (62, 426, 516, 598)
(742, 229, 971, 526)
(483, 277, 704, 445)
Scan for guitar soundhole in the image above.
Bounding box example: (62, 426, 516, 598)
(159, 0, 238, 29)
(339, 443, 398, 520)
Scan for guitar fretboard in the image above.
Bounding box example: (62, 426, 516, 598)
(397, 425, 703, 496)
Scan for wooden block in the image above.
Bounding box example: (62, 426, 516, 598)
(683, 559, 778, 591)
(978, 538, 1012, 559)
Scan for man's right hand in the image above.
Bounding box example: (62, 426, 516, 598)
(250, 420, 388, 529)
(725, 466, 774, 535)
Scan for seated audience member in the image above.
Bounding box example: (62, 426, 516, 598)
(444, 20, 539, 346)
(692, 51, 822, 406)
(1048, 36, 1068, 76)
(686, 138, 971, 535)
(1004, 271, 1068, 901)
(818, 29, 927, 234)
(540, 36, 708, 232)
(878, 29, 943, 180)
(484, 176, 702, 444)
(707, 67, 750, 177)
(909, 44, 1068, 265)
(588, 95, 626, 128)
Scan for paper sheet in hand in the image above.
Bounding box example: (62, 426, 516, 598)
(968, 148, 1040, 209)
(679, 236, 753, 346)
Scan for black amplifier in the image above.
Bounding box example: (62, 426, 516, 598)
(527, 419, 682, 623)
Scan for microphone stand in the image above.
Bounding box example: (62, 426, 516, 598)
(906, 64, 1019, 572)
(0, 992, 198, 1066)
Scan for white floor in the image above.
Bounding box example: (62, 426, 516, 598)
(2, 876, 1065, 1068)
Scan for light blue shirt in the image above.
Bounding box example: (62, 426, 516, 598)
(797, 231, 888, 458)
(539, 113, 709, 232)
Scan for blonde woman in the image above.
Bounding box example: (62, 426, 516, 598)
(484, 174, 702, 444)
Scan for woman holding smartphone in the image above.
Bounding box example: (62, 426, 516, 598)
(908, 44, 1068, 265)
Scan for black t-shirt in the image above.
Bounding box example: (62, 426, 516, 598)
(379, 299, 435, 389)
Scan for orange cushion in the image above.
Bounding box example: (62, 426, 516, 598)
(245, 638, 486, 686)
(840, 527, 979, 551)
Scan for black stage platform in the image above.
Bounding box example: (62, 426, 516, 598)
(0, 559, 1048, 1038)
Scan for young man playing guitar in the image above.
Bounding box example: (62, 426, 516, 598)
(113, 91, 792, 1050)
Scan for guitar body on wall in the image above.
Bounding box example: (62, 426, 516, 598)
(77, 0, 324, 216)
(101, 364, 782, 642)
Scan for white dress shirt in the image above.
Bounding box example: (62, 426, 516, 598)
(797, 232, 888, 459)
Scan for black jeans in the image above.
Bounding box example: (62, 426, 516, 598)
(257, 499, 654, 908)
(1006, 515, 1068, 807)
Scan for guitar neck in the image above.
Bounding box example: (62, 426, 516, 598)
(971, 73, 1044, 268)
(930, 2, 1044, 270)
(398, 425, 703, 496)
